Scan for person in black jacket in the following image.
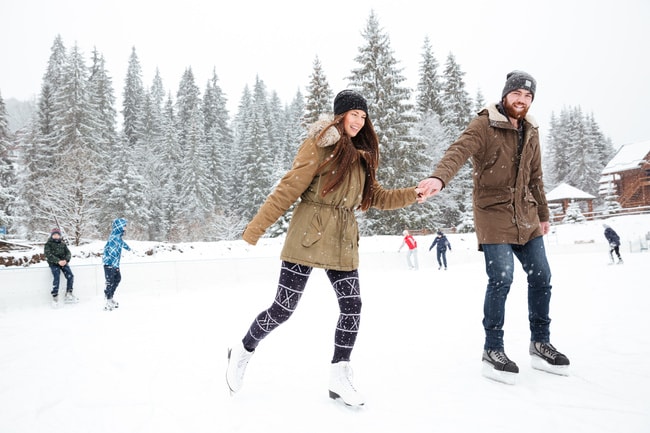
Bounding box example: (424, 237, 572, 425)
(429, 231, 451, 270)
(43, 228, 77, 307)
(603, 224, 623, 264)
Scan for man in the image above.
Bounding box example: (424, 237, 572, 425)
(418, 71, 569, 384)
(398, 229, 419, 270)
(43, 228, 77, 307)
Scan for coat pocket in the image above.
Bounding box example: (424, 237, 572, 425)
(474, 187, 513, 210)
(301, 213, 323, 247)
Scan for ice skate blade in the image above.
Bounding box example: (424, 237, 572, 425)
(481, 361, 517, 385)
(225, 347, 241, 396)
(329, 390, 365, 408)
(226, 348, 235, 396)
(531, 356, 569, 376)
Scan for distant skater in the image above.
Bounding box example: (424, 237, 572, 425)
(398, 230, 419, 270)
(429, 231, 451, 270)
(44, 228, 77, 307)
(102, 218, 131, 311)
(603, 224, 623, 264)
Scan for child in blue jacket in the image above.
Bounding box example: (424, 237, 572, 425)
(102, 218, 131, 310)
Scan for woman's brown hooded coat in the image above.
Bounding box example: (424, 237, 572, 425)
(243, 116, 418, 271)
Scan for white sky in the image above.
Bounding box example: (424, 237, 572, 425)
(2, 0, 649, 147)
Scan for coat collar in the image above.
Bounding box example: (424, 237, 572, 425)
(482, 103, 538, 129)
(307, 114, 341, 148)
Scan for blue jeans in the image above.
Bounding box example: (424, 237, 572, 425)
(104, 266, 122, 299)
(436, 250, 448, 268)
(481, 236, 552, 350)
(49, 264, 74, 296)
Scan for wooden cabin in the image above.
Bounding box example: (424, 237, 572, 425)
(599, 140, 650, 208)
(546, 183, 595, 222)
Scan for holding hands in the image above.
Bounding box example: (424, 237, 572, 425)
(416, 177, 444, 202)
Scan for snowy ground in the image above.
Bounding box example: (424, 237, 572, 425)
(1, 215, 649, 433)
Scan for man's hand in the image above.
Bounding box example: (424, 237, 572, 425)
(417, 178, 444, 201)
(540, 221, 550, 235)
(58, 260, 67, 266)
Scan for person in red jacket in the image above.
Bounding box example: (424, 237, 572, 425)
(398, 229, 419, 270)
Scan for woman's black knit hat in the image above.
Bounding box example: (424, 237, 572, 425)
(333, 90, 368, 116)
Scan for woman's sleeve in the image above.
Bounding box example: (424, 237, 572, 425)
(369, 180, 418, 211)
(242, 139, 322, 245)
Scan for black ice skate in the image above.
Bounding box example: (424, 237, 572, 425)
(481, 349, 519, 385)
(529, 342, 570, 376)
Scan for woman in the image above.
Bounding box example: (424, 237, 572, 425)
(226, 90, 423, 406)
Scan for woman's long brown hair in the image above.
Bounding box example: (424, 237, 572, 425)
(315, 113, 379, 211)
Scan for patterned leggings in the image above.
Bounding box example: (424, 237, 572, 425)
(242, 261, 362, 363)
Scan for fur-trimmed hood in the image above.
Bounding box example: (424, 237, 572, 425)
(483, 103, 538, 129)
(242, 113, 418, 271)
(306, 114, 341, 148)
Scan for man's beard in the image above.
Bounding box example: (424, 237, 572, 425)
(503, 100, 530, 120)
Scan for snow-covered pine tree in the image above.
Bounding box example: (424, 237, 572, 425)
(230, 85, 254, 220)
(282, 90, 306, 170)
(543, 112, 561, 188)
(103, 47, 149, 239)
(435, 53, 474, 230)
(0, 91, 17, 233)
(348, 10, 425, 235)
(87, 48, 119, 180)
(564, 106, 597, 194)
(202, 69, 233, 213)
(268, 90, 306, 238)
(136, 71, 171, 241)
(20, 35, 68, 236)
(412, 36, 449, 231)
(562, 200, 586, 224)
(235, 78, 276, 222)
(268, 91, 287, 177)
(175, 67, 214, 241)
(302, 56, 333, 127)
(160, 94, 184, 241)
(87, 48, 119, 237)
(415, 36, 443, 118)
(122, 47, 145, 148)
(601, 181, 622, 214)
(585, 111, 616, 199)
(545, 106, 614, 199)
(202, 70, 241, 240)
(40, 43, 106, 243)
(474, 88, 485, 113)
